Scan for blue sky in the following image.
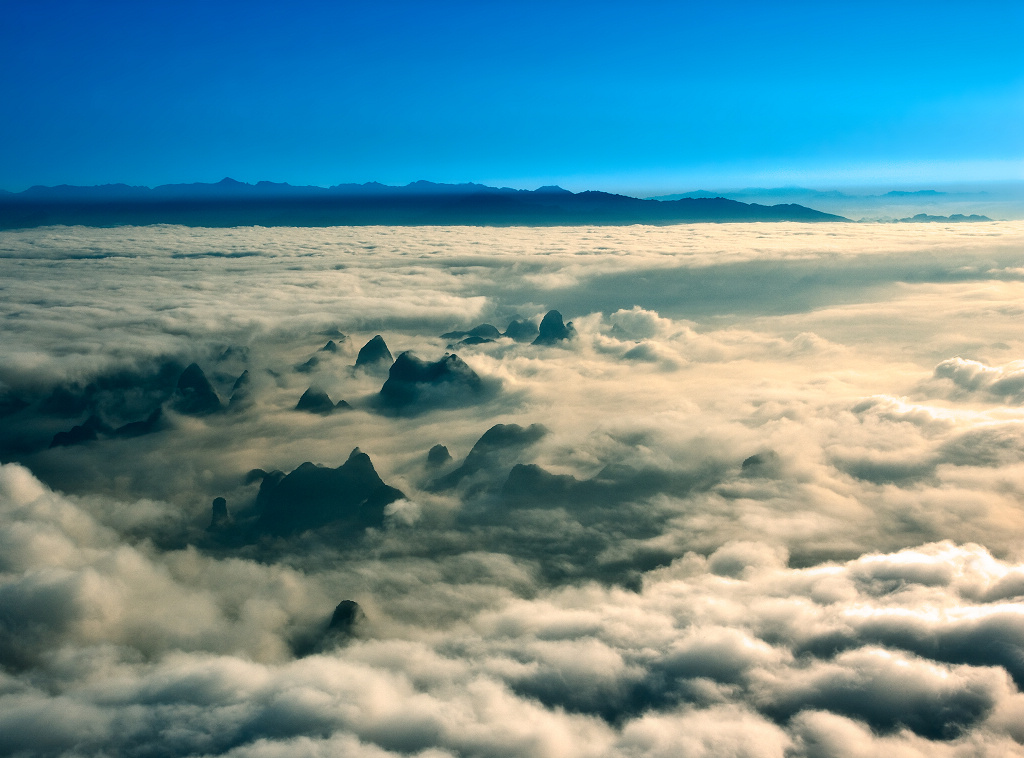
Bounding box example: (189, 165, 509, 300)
(2, 0, 1022, 193)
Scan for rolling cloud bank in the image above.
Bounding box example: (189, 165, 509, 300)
(2, 221, 1024, 756)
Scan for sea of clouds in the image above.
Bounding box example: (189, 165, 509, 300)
(2, 221, 1024, 757)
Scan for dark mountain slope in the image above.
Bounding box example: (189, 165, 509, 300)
(0, 179, 847, 229)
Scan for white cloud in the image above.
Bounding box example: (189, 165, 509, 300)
(1, 221, 1024, 755)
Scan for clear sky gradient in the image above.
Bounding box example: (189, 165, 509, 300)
(2, 0, 1022, 194)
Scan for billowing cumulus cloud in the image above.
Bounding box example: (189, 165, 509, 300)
(2, 221, 1024, 755)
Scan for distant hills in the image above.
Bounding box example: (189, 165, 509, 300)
(0, 178, 847, 229)
(650, 187, 957, 202)
(649, 184, 1023, 221)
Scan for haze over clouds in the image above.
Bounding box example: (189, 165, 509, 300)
(3, 221, 1024, 756)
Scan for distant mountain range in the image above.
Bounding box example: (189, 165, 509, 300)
(649, 184, 1024, 221)
(650, 187, 959, 202)
(0, 179, 847, 229)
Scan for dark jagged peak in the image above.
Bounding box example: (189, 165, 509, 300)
(320, 340, 339, 353)
(504, 317, 540, 343)
(431, 422, 548, 491)
(427, 443, 452, 468)
(532, 310, 576, 345)
(171, 363, 221, 415)
(255, 448, 404, 536)
(51, 407, 163, 447)
(295, 387, 338, 414)
(50, 415, 110, 448)
(378, 352, 483, 411)
(229, 370, 252, 409)
(208, 497, 232, 531)
(355, 335, 393, 368)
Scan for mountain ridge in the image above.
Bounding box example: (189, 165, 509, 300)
(0, 178, 848, 229)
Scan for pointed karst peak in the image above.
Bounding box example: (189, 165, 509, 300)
(320, 340, 339, 353)
(295, 387, 337, 414)
(229, 370, 252, 409)
(532, 310, 577, 345)
(355, 335, 393, 367)
(427, 443, 452, 467)
(171, 363, 222, 414)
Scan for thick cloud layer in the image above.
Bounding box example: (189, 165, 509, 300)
(2, 221, 1024, 755)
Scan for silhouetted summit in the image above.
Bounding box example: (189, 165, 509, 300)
(295, 387, 337, 414)
(431, 423, 548, 491)
(255, 448, 404, 536)
(427, 443, 452, 467)
(533, 310, 576, 345)
(208, 497, 231, 530)
(229, 370, 251, 408)
(355, 335, 393, 367)
(171, 363, 221, 415)
(327, 600, 365, 637)
(378, 352, 483, 410)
